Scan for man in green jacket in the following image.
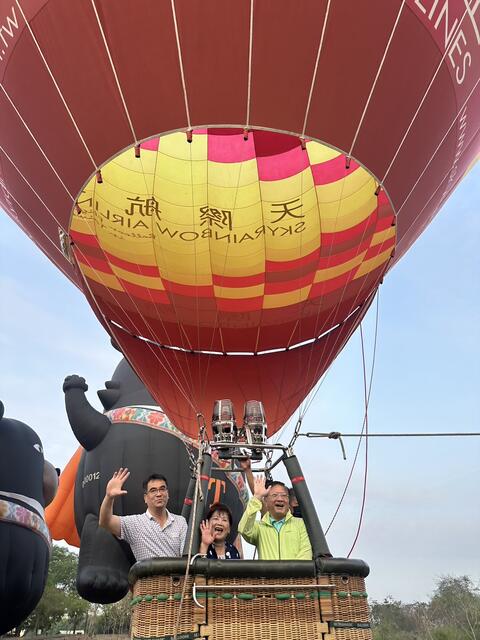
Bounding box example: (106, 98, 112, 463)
(238, 476, 312, 560)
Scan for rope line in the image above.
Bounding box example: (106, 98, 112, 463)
(304, 431, 480, 438)
(90, 0, 138, 143)
(0, 142, 67, 232)
(324, 291, 379, 535)
(346, 323, 369, 558)
(15, 0, 98, 170)
(0, 84, 75, 200)
(396, 77, 480, 217)
(380, 4, 470, 186)
(245, 0, 254, 129)
(170, 0, 191, 129)
(172, 443, 204, 640)
(348, 0, 406, 160)
(301, 0, 332, 138)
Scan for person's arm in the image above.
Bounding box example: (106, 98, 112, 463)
(238, 476, 270, 545)
(239, 458, 255, 495)
(295, 520, 313, 560)
(239, 458, 267, 516)
(234, 534, 244, 559)
(99, 468, 130, 538)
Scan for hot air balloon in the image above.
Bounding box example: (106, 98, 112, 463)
(0, 1, 478, 637)
(0, 402, 58, 635)
(0, 0, 477, 438)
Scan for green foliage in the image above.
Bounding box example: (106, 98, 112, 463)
(86, 597, 131, 634)
(372, 576, 480, 640)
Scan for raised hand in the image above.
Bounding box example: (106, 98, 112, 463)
(200, 520, 215, 546)
(253, 475, 270, 500)
(106, 468, 130, 498)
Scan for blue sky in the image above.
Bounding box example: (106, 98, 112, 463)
(1, 164, 478, 603)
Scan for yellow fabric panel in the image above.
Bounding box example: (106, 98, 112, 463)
(315, 170, 374, 204)
(206, 182, 262, 211)
(113, 146, 157, 173)
(78, 264, 124, 291)
(152, 245, 214, 285)
(155, 154, 206, 187)
(159, 131, 207, 161)
(263, 287, 311, 309)
(106, 159, 156, 194)
(70, 212, 93, 234)
(263, 201, 321, 262)
(206, 201, 266, 278)
(316, 186, 377, 232)
(109, 265, 165, 290)
(207, 158, 260, 188)
(313, 252, 367, 283)
(213, 284, 264, 299)
(305, 141, 341, 164)
(155, 179, 207, 208)
(70, 132, 396, 295)
(354, 247, 393, 279)
(259, 167, 314, 204)
(371, 227, 396, 247)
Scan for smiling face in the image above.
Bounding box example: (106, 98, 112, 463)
(208, 509, 231, 543)
(144, 478, 169, 512)
(265, 483, 290, 520)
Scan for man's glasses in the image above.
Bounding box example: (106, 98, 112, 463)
(270, 493, 289, 500)
(147, 486, 168, 495)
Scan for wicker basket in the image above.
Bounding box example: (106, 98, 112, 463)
(130, 571, 371, 640)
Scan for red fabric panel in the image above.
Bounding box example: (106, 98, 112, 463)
(108, 300, 370, 439)
(305, 0, 404, 151)
(249, 0, 329, 132)
(95, 0, 188, 139)
(174, 0, 250, 126)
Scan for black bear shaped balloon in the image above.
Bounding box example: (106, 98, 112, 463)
(63, 358, 248, 604)
(0, 401, 58, 634)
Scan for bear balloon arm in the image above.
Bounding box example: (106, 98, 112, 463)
(63, 375, 111, 451)
(76, 513, 134, 604)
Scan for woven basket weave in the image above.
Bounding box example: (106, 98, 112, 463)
(130, 572, 372, 640)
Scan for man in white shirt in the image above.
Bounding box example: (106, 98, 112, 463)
(99, 468, 187, 561)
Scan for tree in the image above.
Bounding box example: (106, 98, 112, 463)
(92, 596, 131, 634)
(429, 576, 480, 640)
(371, 596, 419, 640)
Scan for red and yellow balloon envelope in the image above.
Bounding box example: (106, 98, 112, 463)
(70, 129, 395, 437)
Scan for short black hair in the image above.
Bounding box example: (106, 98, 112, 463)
(206, 502, 233, 526)
(143, 474, 168, 493)
(266, 480, 287, 491)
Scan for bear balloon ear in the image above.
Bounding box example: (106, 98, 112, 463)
(98, 388, 121, 411)
(0, 401, 4, 420)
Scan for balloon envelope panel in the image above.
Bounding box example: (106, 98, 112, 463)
(0, 0, 478, 436)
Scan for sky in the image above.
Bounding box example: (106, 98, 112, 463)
(0, 164, 479, 604)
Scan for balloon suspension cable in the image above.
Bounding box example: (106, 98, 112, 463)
(346, 323, 370, 558)
(173, 437, 206, 640)
(300, 431, 480, 439)
(288, 417, 303, 449)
